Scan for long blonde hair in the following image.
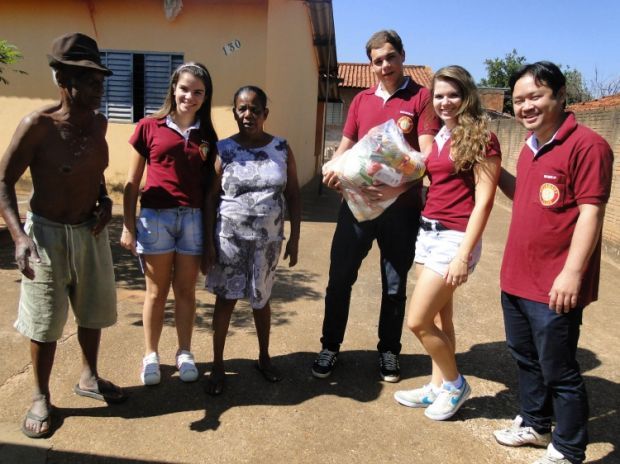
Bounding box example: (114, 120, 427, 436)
(432, 65, 490, 172)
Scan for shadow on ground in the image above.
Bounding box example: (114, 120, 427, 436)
(0, 444, 170, 464)
(118, 254, 323, 334)
(31, 344, 617, 457)
(109, 176, 331, 333)
(0, 230, 17, 271)
(300, 175, 341, 223)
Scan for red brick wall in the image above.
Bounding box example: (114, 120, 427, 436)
(491, 108, 620, 262)
(479, 90, 505, 113)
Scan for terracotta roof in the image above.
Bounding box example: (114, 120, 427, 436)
(338, 62, 434, 89)
(568, 93, 620, 112)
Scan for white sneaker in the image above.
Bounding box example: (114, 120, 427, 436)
(494, 415, 551, 447)
(424, 377, 471, 421)
(176, 350, 199, 383)
(141, 352, 161, 386)
(532, 443, 571, 464)
(394, 384, 438, 408)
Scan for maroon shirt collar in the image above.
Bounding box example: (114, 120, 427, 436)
(524, 112, 578, 144)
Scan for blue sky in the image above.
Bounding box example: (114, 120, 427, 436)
(333, 0, 620, 88)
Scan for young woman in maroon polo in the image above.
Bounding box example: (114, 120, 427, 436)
(394, 66, 501, 420)
(121, 62, 218, 386)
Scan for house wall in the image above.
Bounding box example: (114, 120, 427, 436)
(491, 108, 620, 260)
(339, 87, 361, 133)
(264, 0, 318, 186)
(323, 87, 360, 150)
(0, 0, 318, 188)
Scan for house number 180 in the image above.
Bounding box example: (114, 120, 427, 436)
(223, 40, 241, 56)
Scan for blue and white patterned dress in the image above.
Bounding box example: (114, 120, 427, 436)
(216, 136, 289, 241)
(206, 135, 289, 308)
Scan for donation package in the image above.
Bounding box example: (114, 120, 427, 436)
(323, 119, 426, 221)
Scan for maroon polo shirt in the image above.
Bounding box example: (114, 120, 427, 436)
(343, 78, 440, 209)
(423, 132, 501, 232)
(129, 117, 208, 209)
(500, 113, 613, 306)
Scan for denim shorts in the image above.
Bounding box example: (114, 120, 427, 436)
(414, 216, 482, 277)
(136, 207, 203, 255)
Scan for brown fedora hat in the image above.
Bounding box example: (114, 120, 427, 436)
(47, 32, 112, 76)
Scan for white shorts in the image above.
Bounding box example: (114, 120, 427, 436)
(414, 217, 482, 277)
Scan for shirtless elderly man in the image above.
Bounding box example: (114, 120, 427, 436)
(0, 32, 126, 439)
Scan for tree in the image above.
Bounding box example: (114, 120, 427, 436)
(480, 49, 593, 112)
(562, 66, 592, 105)
(479, 49, 526, 114)
(479, 49, 526, 89)
(0, 39, 26, 85)
(589, 68, 620, 98)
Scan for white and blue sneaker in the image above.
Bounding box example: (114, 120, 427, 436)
(424, 377, 471, 421)
(394, 384, 439, 408)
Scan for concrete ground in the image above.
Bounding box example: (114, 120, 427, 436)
(0, 178, 618, 464)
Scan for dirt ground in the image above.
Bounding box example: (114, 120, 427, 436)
(0, 179, 618, 464)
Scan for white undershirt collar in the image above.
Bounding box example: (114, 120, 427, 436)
(526, 129, 559, 157)
(165, 115, 200, 141)
(374, 76, 410, 103)
(435, 125, 452, 152)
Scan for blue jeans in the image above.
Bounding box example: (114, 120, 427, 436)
(321, 201, 419, 354)
(501, 292, 588, 464)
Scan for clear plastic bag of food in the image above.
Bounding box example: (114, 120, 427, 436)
(323, 119, 425, 221)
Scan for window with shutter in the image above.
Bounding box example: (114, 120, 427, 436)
(144, 54, 184, 116)
(100, 52, 133, 122)
(99, 51, 184, 123)
(326, 102, 344, 125)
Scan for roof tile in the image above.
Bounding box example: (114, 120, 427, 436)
(568, 93, 620, 112)
(338, 62, 433, 89)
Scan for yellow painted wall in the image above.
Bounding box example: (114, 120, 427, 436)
(1, 0, 319, 187)
(265, 0, 319, 185)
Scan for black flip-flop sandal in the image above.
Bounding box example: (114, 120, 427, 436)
(74, 379, 127, 404)
(256, 361, 282, 383)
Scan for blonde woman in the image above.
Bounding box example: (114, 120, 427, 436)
(394, 65, 501, 420)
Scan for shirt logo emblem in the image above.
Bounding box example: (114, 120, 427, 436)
(397, 116, 413, 134)
(539, 182, 560, 206)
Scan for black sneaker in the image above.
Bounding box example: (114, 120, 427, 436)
(311, 349, 338, 378)
(379, 351, 400, 383)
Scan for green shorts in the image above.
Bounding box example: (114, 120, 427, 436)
(14, 212, 117, 342)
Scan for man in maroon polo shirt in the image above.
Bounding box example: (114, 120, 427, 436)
(312, 30, 440, 382)
(494, 62, 613, 464)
